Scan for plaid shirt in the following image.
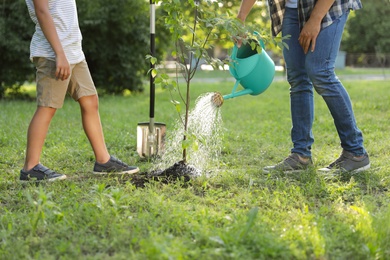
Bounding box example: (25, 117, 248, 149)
(268, 0, 363, 36)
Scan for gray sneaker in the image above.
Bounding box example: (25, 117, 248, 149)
(93, 156, 139, 174)
(263, 153, 313, 173)
(20, 164, 67, 182)
(318, 150, 370, 173)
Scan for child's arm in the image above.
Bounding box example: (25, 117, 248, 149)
(33, 0, 70, 81)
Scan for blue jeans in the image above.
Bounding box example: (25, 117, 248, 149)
(282, 7, 366, 157)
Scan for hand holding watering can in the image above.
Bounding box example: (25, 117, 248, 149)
(211, 35, 275, 107)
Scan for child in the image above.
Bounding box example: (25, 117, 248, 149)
(21, 0, 139, 181)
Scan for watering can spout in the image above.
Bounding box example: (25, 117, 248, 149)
(211, 88, 253, 108)
(211, 88, 253, 107)
(223, 88, 253, 100)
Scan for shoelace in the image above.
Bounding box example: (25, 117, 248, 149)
(111, 157, 128, 167)
(328, 153, 346, 168)
(276, 154, 298, 167)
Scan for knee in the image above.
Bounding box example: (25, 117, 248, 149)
(79, 94, 99, 112)
(306, 66, 338, 95)
(288, 76, 313, 94)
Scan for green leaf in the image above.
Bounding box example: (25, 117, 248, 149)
(154, 77, 162, 84)
(150, 57, 158, 65)
(161, 73, 170, 80)
(192, 140, 199, 151)
(151, 69, 157, 78)
(175, 104, 181, 113)
(250, 41, 256, 50)
(256, 45, 262, 54)
(182, 139, 191, 149)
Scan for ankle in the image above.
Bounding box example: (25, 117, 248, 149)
(297, 155, 310, 163)
(23, 163, 39, 172)
(95, 154, 111, 164)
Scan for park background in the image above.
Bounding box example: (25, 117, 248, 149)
(1, 0, 390, 259)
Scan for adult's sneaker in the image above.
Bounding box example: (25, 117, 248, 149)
(93, 156, 139, 174)
(263, 153, 313, 173)
(20, 164, 67, 182)
(318, 150, 370, 173)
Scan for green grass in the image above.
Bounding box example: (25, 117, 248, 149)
(1, 75, 390, 259)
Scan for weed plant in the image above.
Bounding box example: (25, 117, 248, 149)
(0, 75, 389, 259)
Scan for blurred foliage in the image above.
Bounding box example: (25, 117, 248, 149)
(1, 0, 386, 97)
(76, 0, 171, 94)
(342, 0, 390, 53)
(0, 0, 35, 98)
(156, 0, 276, 59)
(0, 0, 170, 96)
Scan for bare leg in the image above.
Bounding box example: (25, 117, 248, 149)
(78, 95, 110, 164)
(23, 106, 57, 171)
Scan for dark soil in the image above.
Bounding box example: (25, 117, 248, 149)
(130, 161, 201, 187)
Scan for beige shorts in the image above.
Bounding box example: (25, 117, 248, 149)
(33, 57, 98, 108)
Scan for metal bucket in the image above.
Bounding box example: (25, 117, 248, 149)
(137, 122, 166, 157)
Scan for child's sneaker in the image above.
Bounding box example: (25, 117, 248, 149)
(20, 164, 67, 182)
(93, 156, 139, 174)
(318, 150, 370, 173)
(263, 153, 313, 173)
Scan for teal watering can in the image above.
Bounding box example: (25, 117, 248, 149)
(223, 39, 275, 100)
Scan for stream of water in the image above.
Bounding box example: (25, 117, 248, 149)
(153, 92, 223, 174)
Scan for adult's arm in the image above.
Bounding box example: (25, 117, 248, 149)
(237, 0, 257, 22)
(299, 0, 336, 54)
(236, 0, 257, 46)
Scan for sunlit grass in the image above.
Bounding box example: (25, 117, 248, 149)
(0, 75, 389, 259)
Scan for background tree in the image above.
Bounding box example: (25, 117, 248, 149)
(7, 1, 384, 97)
(76, 0, 171, 94)
(342, 1, 390, 53)
(0, 0, 170, 97)
(0, 0, 34, 98)
(157, 0, 277, 62)
(342, 1, 390, 66)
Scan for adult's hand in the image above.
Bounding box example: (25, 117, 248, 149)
(298, 0, 336, 54)
(233, 34, 246, 48)
(298, 19, 321, 54)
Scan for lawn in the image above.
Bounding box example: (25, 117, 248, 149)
(0, 71, 389, 259)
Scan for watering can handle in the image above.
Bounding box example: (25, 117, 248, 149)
(231, 79, 240, 93)
(231, 44, 238, 60)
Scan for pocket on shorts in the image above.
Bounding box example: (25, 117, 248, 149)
(33, 57, 57, 79)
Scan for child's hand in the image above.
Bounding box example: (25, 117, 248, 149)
(55, 54, 70, 81)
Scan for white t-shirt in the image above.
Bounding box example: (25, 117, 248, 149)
(25, 0, 85, 64)
(286, 0, 298, 8)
